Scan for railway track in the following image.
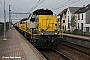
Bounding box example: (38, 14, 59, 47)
(52, 48, 72, 60)
(63, 41, 90, 56)
(58, 45, 90, 60)
(38, 48, 72, 60)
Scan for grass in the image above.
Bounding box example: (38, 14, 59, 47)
(64, 31, 90, 37)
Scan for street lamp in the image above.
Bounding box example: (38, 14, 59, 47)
(3, 0, 7, 40)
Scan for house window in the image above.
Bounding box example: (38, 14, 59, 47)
(82, 14, 83, 20)
(86, 27, 89, 32)
(68, 16, 69, 22)
(68, 11, 69, 14)
(81, 23, 83, 30)
(78, 14, 80, 20)
(63, 26, 64, 29)
(65, 16, 66, 18)
(78, 23, 79, 29)
(65, 25, 66, 31)
(68, 23, 70, 29)
(63, 20, 65, 23)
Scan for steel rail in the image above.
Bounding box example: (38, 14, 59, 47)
(52, 48, 72, 60)
(63, 41, 90, 56)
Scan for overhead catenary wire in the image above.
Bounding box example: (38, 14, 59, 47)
(13, 0, 15, 13)
(10, 5, 31, 19)
(27, 0, 40, 12)
(28, 0, 45, 13)
(52, 0, 71, 9)
(48, 0, 63, 7)
(52, 0, 80, 10)
(12, 0, 46, 19)
(0, 0, 4, 9)
(0, 1, 9, 15)
(1, 0, 80, 23)
(10, 0, 46, 18)
(48, 0, 67, 8)
(10, 5, 28, 13)
(56, 0, 81, 10)
(20, 0, 46, 18)
(10, 0, 80, 19)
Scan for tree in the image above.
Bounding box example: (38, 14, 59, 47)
(70, 14, 77, 31)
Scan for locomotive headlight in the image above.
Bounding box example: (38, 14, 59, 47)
(55, 32, 57, 35)
(41, 29, 44, 35)
(54, 30, 58, 35)
(41, 33, 44, 35)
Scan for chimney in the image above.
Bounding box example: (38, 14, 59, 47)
(83, 5, 85, 7)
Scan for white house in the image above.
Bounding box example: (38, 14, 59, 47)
(65, 7, 81, 31)
(58, 4, 90, 32)
(57, 8, 67, 30)
(58, 7, 80, 31)
(75, 4, 90, 32)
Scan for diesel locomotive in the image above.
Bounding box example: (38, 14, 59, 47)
(14, 9, 63, 48)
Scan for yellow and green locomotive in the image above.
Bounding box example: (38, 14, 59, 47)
(16, 9, 63, 48)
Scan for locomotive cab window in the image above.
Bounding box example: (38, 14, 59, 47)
(35, 15, 39, 22)
(30, 15, 36, 22)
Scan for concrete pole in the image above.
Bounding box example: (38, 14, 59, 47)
(3, 0, 7, 40)
(9, 5, 11, 30)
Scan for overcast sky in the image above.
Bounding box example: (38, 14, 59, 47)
(0, 0, 90, 23)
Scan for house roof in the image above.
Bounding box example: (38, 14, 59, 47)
(57, 8, 67, 16)
(69, 7, 81, 13)
(75, 7, 85, 13)
(57, 7, 81, 16)
(75, 4, 90, 13)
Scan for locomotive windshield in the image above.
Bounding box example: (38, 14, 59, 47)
(30, 15, 36, 22)
(32, 15, 36, 18)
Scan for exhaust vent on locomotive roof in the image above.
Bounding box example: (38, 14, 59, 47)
(33, 8, 53, 15)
